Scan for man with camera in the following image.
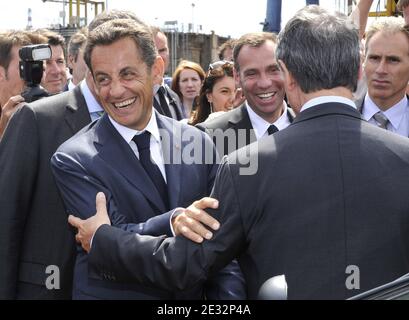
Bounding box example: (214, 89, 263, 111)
(0, 26, 103, 298)
(0, 30, 47, 138)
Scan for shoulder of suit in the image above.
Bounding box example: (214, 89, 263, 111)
(199, 106, 245, 131)
(26, 89, 79, 115)
(55, 120, 96, 155)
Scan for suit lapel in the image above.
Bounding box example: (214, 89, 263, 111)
(228, 104, 257, 145)
(156, 113, 182, 209)
(164, 85, 183, 120)
(95, 115, 167, 213)
(64, 86, 91, 134)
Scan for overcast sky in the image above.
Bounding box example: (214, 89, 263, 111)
(0, 0, 382, 38)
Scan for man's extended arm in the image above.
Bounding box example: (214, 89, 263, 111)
(77, 158, 246, 292)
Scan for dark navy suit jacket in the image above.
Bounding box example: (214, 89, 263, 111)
(51, 111, 245, 299)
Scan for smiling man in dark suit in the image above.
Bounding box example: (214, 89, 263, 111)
(197, 32, 295, 156)
(69, 5, 409, 299)
(51, 19, 245, 300)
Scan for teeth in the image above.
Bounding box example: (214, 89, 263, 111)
(114, 98, 136, 108)
(257, 92, 276, 99)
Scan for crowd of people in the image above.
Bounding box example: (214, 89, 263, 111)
(1, 0, 409, 300)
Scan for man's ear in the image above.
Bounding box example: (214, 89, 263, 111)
(357, 63, 363, 82)
(67, 54, 75, 69)
(278, 59, 295, 91)
(206, 92, 213, 103)
(152, 56, 164, 85)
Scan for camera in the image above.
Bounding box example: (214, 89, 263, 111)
(19, 44, 52, 103)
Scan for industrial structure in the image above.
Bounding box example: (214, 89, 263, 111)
(31, 0, 404, 75)
(41, 0, 105, 28)
(263, 0, 402, 33)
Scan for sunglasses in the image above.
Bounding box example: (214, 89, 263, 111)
(208, 60, 234, 71)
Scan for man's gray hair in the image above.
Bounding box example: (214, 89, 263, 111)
(68, 28, 87, 61)
(84, 19, 157, 74)
(276, 5, 360, 93)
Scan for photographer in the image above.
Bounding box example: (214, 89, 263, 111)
(0, 30, 46, 138)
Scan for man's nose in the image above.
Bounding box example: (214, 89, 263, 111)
(109, 79, 126, 97)
(257, 73, 273, 89)
(375, 59, 388, 74)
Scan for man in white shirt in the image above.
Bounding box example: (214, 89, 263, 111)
(51, 18, 245, 300)
(356, 17, 409, 137)
(197, 32, 294, 156)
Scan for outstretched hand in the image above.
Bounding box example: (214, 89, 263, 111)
(172, 197, 220, 243)
(68, 192, 111, 253)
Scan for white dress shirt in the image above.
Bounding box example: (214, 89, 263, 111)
(246, 101, 292, 140)
(108, 110, 166, 182)
(108, 110, 183, 236)
(362, 94, 409, 137)
(67, 79, 76, 91)
(80, 80, 104, 121)
(301, 95, 357, 113)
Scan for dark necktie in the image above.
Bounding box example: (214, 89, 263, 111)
(373, 111, 389, 129)
(154, 86, 172, 118)
(267, 124, 279, 135)
(132, 131, 169, 210)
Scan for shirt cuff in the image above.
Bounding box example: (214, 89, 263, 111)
(169, 207, 185, 236)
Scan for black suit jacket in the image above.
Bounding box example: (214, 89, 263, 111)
(196, 103, 295, 156)
(88, 102, 409, 299)
(155, 84, 184, 120)
(0, 86, 91, 299)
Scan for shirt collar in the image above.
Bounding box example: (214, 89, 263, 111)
(363, 93, 408, 130)
(80, 80, 103, 114)
(153, 80, 166, 95)
(108, 110, 161, 145)
(246, 101, 290, 139)
(301, 96, 356, 113)
(68, 79, 76, 91)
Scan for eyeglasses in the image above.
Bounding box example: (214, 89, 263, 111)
(208, 60, 234, 71)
